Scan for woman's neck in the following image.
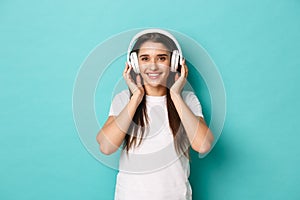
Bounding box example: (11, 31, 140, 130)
(144, 85, 167, 96)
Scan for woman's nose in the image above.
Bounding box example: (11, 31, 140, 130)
(149, 63, 158, 70)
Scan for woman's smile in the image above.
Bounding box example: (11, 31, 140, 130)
(147, 72, 162, 79)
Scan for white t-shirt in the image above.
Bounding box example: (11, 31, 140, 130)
(109, 90, 203, 200)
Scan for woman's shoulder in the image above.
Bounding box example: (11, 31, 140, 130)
(182, 90, 198, 100)
(113, 89, 130, 100)
(182, 90, 203, 117)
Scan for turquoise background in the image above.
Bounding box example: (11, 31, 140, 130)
(1, 0, 299, 199)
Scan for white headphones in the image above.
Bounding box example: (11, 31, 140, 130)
(127, 29, 183, 74)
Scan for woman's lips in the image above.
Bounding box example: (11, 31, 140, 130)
(147, 73, 162, 79)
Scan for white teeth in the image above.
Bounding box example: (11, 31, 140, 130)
(148, 73, 160, 76)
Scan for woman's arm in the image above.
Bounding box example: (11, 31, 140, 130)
(170, 59, 214, 154)
(96, 63, 144, 155)
(170, 93, 214, 154)
(96, 95, 141, 155)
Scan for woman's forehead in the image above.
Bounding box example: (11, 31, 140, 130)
(139, 41, 169, 53)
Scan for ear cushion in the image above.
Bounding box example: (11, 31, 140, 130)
(130, 52, 140, 74)
(171, 50, 179, 72)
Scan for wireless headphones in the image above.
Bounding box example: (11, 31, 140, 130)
(127, 29, 183, 74)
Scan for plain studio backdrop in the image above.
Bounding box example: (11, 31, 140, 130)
(0, 0, 299, 199)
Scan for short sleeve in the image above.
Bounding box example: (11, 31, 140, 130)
(109, 90, 130, 116)
(182, 91, 204, 118)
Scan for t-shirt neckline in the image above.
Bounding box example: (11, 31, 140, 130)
(145, 94, 167, 102)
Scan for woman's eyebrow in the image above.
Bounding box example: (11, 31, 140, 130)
(157, 54, 168, 57)
(139, 53, 169, 57)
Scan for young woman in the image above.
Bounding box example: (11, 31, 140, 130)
(96, 29, 214, 200)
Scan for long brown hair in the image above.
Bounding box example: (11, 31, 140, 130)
(123, 33, 190, 158)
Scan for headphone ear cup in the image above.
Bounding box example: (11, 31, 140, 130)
(171, 50, 179, 72)
(130, 52, 140, 74)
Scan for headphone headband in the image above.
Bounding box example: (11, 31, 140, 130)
(126, 29, 183, 65)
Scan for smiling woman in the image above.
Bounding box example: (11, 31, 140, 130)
(96, 29, 214, 200)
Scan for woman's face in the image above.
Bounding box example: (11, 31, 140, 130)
(137, 41, 171, 88)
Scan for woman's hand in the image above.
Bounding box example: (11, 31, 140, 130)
(170, 59, 188, 96)
(123, 62, 145, 104)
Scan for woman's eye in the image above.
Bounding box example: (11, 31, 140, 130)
(159, 57, 166, 61)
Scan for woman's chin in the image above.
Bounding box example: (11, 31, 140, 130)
(144, 81, 167, 88)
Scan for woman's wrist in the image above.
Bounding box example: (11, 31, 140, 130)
(130, 93, 143, 106)
(170, 91, 182, 100)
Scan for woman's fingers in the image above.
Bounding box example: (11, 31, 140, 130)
(181, 59, 188, 78)
(136, 74, 142, 88)
(123, 62, 133, 81)
(123, 62, 128, 73)
(126, 65, 132, 79)
(123, 62, 130, 76)
(175, 72, 179, 81)
(123, 62, 143, 95)
(177, 59, 187, 79)
(184, 60, 188, 78)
